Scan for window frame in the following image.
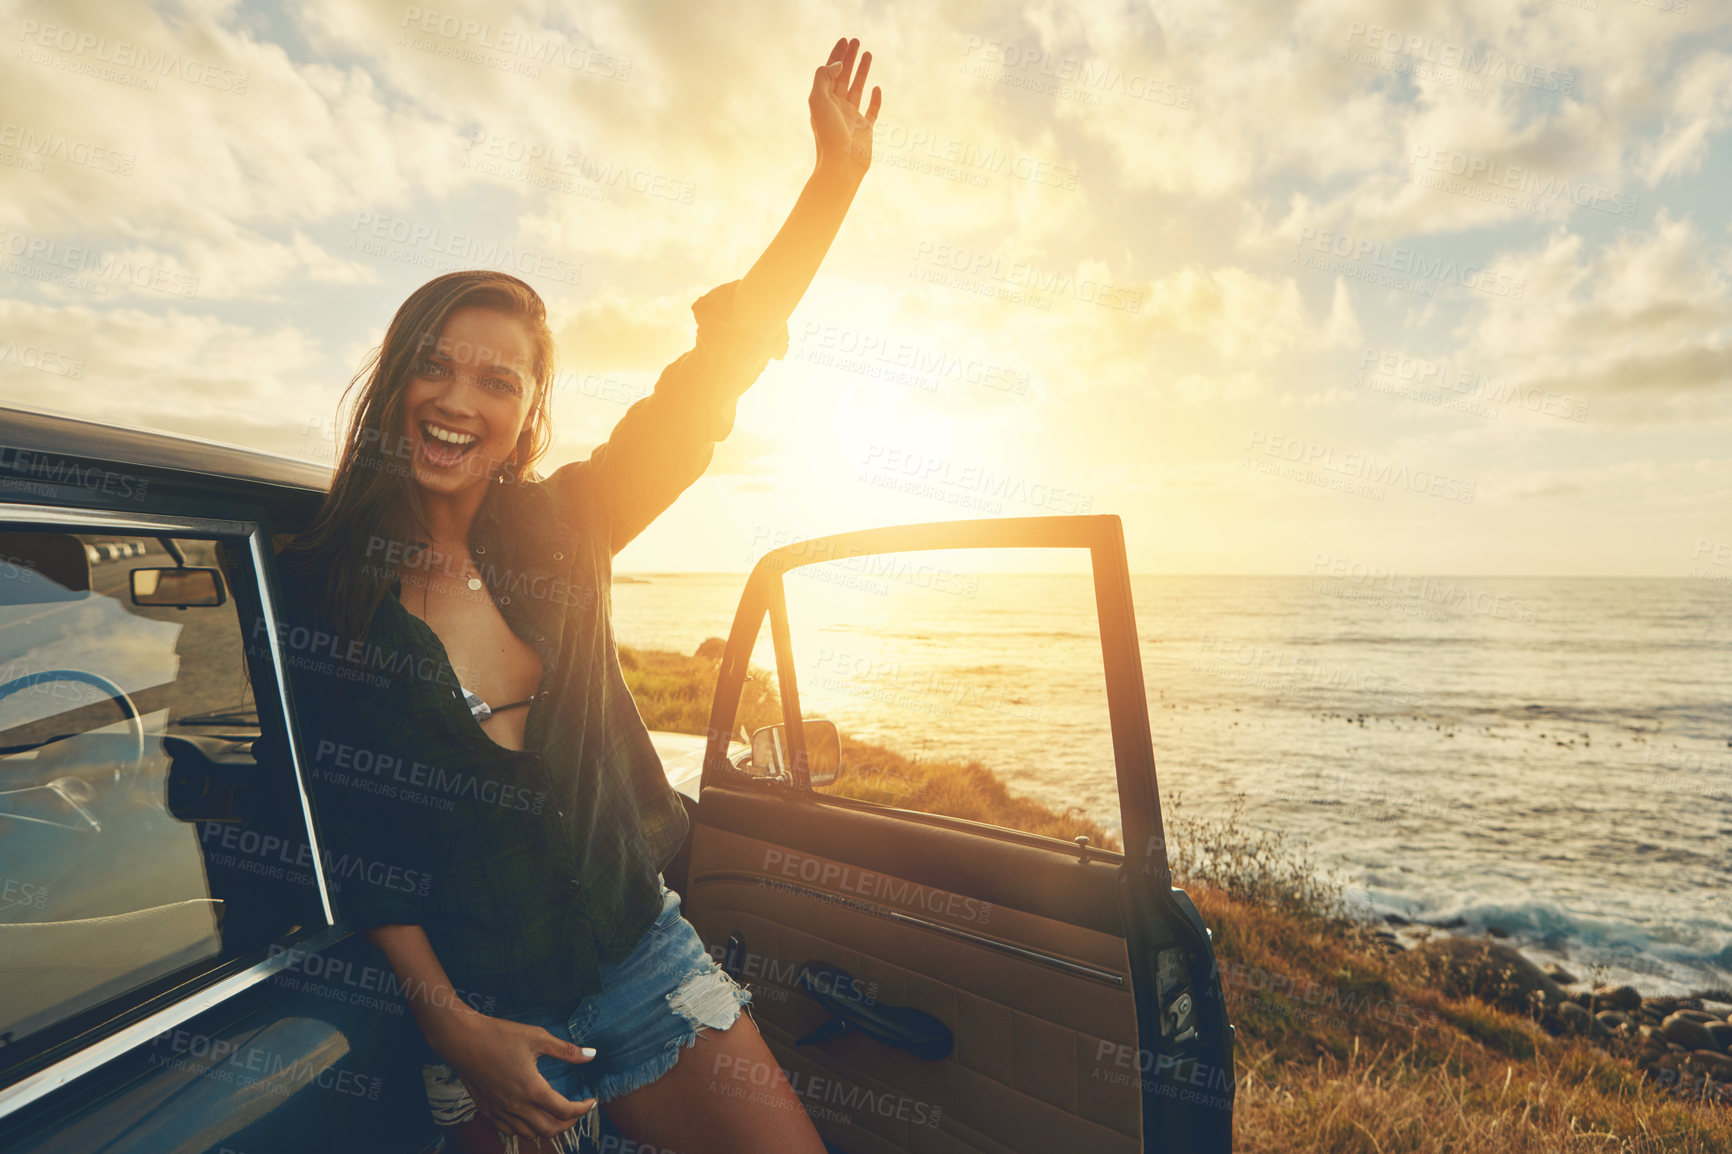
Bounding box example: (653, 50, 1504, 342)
(700, 514, 1154, 865)
(0, 501, 339, 1119)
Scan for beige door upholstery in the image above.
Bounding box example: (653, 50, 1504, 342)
(685, 819, 1142, 1154)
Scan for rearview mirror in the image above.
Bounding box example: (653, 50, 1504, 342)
(749, 720, 841, 787)
(131, 567, 226, 608)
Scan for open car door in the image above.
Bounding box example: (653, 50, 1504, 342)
(681, 515, 1234, 1153)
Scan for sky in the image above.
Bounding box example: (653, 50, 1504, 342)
(1, 0, 1730, 576)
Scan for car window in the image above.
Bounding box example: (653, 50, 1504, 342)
(0, 528, 318, 1055)
(739, 547, 1124, 853)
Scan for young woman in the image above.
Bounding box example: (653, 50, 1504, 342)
(273, 37, 881, 1153)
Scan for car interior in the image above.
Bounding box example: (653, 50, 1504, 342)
(0, 529, 313, 1054)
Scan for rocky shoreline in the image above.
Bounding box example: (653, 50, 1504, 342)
(1376, 924, 1732, 1103)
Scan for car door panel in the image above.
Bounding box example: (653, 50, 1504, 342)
(684, 810, 1140, 1154)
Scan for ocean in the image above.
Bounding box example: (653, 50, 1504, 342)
(612, 570, 1732, 997)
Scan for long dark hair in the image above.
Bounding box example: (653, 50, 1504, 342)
(281, 270, 557, 643)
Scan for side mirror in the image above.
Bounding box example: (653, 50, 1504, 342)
(131, 567, 226, 608)
(748, 720, 842, 787)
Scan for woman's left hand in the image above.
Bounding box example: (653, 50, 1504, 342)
(809, 36, 882, 181)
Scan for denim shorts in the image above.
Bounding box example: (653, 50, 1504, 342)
(419, 877, 754, 1151)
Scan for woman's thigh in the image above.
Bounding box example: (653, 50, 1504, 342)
(601, 1009, 827, 1154)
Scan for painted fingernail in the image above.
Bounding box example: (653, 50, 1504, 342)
(580, 1046, 597, 1058)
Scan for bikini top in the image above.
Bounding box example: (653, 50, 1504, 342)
(459, 682, 539, 723)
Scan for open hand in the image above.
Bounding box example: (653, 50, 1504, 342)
(809, 36, 882, 180)
(434, 1012, 596, 1142)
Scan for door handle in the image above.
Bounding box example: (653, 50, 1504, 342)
(794, 960, 953, 1061)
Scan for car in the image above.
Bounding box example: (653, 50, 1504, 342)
(0, 399, 1234, 1153)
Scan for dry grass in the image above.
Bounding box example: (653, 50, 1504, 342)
(1165, 791, 1349, 920)
(1231, 1029, 1729, 1153)
(825, 731, 1118, 846)
(616, 644, 782, 736)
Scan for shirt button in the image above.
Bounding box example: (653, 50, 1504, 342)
(500, 595, 511, 605)
(474, 545, 486, 555)
(552, 551, 564, 561)
(567, 879, 581, 894)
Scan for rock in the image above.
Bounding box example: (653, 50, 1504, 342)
(1663, 1013, 1718, 1051)
(1383, 912, 1411, 927)
(1688, 1050, 1732, 1081)
(1645, 995, 1686, 1017)
(1675, 1008, 1721, 1025)
(1416, 938, 1569, 1014)
(1542, 963, 1578, 985)
(1707, 1021, 1732, 1053)
(1487, 925, 1510, 939)
(1595, 1009, 1633, 1036)
(1557, 1002, 1592, 1033)
(693, 637, 727, 660)
(1592, 984, 1642, 1013)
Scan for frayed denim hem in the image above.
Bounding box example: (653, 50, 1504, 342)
(586, 965, 755, 1104)
(495, 1114, 596, 1154)
(422, 1063, 599, 1153)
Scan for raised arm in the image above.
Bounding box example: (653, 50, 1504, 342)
(548, 36, 882, 554)
(732, 35, 881, 333)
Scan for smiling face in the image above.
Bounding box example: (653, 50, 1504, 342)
(400, 306, 539, 498)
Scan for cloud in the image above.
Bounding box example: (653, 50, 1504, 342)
(1140, 265, 1362, 360)
(548, 286, 693, 371)
(1460, 212, 1732, 422)
(0, 298, 333, 457)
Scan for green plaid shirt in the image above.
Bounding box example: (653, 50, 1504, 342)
(267, 280, 786, 1014)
